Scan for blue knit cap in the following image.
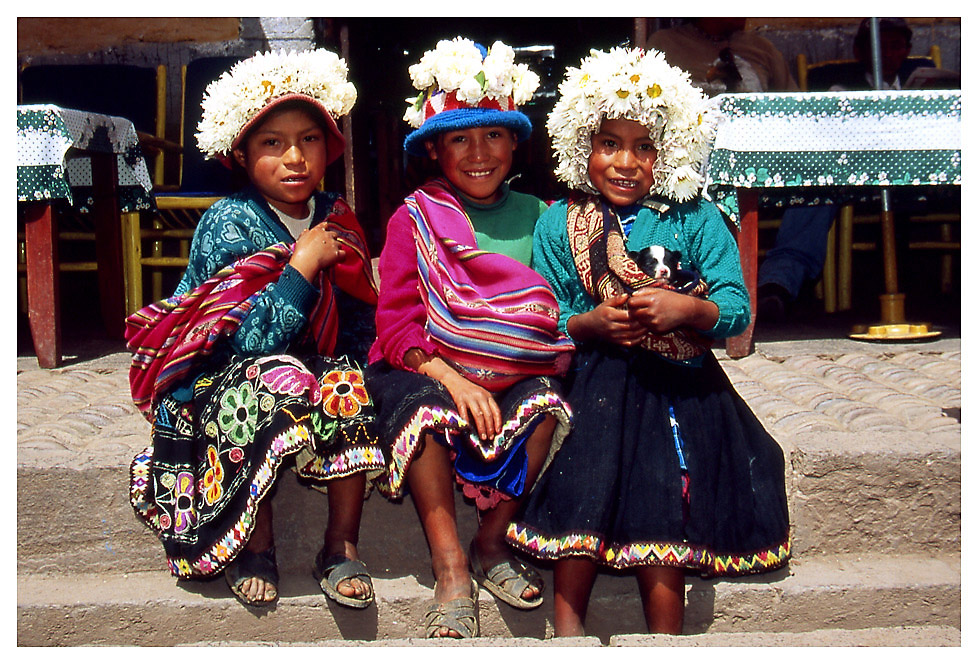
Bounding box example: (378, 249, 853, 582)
(403, 107, 533, 157)
(402, 39, 539, 157)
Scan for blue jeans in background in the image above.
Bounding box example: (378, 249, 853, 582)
(758, 205, 838, 300)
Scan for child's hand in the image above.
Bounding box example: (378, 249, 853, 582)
(627, 287, 719, 333)
(289, 222, 347, 283)
(405, 349, 502, 440)
(439, 371, 503, 441)
(568, 293, 647, 347)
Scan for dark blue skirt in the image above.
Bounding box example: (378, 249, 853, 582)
(508, 345, 791, 578)
(364, 360, 572, 511)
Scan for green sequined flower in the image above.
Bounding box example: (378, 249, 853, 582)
(217, 382, 258, 444)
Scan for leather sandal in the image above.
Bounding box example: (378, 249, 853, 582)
(468, 540, 544, 610)
(225, 546, 279, 607)
(424, 579, 480, 638)
(313, 548, 375, 609)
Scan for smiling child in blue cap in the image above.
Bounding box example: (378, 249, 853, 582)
(364, 37, 575, 639)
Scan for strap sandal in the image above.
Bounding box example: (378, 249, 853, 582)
(468, 540, 544, 610)
(313, 548, 375, 609)
(424, 578, 480, 639)
(225, 546, 279, 607)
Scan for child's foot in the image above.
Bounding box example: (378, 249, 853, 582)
(226, 545, 279, 606)
(428, 552, 478, 638)
(315, 539, 373, 605)
(228, 504, 278, 606)
(469, 537, 543, 607)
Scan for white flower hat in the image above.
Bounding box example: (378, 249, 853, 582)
(547, 47, 718, 203)
(196, 49, 358, 165)
(402, 37, 541, 156)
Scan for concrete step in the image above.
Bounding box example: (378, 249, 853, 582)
(171, 626, 962, 647)
(16, 424, 960, 577)
(17, 553, 960, 646)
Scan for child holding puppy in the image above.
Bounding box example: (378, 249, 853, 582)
(507, 47, 791, 636)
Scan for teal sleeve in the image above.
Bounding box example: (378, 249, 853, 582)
(684, 201, 751, 338)
(532, 200, 595, 336)
(177, 195, 319, 355)
(231, 264, 318, 354)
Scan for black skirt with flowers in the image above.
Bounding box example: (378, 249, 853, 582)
(129, 353, 384, 579)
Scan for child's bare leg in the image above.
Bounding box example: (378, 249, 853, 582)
(553, 556, 598, 636)
(323, 472, 370, 600)
(636, 564, 685, 634)
(239, 500, 277, 603)
(472, 415, 555, 602)
(407, 433, 471, 636)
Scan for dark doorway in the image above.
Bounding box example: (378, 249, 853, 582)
(320, 17, 634, 252)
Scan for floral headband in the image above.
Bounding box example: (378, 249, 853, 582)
(196, 49, 358, 162)
(402, 37, 541, 156)
(547, 47, 717, 202)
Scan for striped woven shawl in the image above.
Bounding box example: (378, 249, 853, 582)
(125, 199, 377, 422)
(566, 194, 712, 361)
(409, 179, 574, 391)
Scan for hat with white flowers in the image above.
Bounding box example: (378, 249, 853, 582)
(196, 49, 358, 166)
(402, 37, 541, 157)
(547, 47, 717, 203)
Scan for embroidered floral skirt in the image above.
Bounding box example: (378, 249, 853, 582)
(364, 361, 572, 511)
(129, 353, 384, 579)
(508, 345, 791, 578)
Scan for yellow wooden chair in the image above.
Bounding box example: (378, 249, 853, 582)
(122, 56, 242, 312)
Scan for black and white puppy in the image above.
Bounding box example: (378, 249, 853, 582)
(629, 245, 682, 283)
(628, 245, 700, 293)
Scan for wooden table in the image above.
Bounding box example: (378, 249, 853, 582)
(704, 90, 961, 358)
(17, 104, 154, 368)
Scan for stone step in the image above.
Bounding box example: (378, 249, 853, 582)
(16, 553, 960, 646)
(171, 626, 962, 647)
(17, 423, 960, 578)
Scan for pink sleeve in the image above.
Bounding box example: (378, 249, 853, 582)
(367, 203, 438, 369)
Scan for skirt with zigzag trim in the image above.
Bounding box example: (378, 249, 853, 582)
(129, 353, 385, 579)
(364, 360, 572, 511)
(507, 344, 790, 578)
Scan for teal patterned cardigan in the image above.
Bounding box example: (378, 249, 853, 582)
(174, 186, 373, 362)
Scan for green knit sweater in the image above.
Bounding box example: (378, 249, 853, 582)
(455, 183, 549, 266)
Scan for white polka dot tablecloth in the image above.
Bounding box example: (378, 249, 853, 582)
(702, 90, 961, 225)
(17, 104, 154, 212)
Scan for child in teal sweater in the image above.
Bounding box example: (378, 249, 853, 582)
(128, 50, 382, 611)
(507, 47, 791, 636)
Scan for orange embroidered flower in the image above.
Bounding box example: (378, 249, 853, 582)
(320, 369, 370, 418)
(202, 445, 224, 506)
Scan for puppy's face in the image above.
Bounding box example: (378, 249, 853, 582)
(631, 245, 682, 281)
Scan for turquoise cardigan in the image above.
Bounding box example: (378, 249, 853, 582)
(175, 187, 334, 355)
(531, 197, 751, 340)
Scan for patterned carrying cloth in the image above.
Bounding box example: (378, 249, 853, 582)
(409, 179, 575, 391)
(125, 198, 377, 422)
(566, 194, 712, 361)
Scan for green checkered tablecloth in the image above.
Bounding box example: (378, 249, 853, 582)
(17, 104, 154, 213)
(703, 90, 961, 225)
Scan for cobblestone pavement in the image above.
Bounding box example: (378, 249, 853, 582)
(16, 336, 962, 471)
